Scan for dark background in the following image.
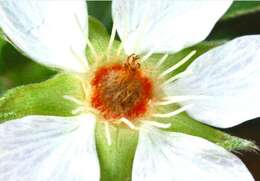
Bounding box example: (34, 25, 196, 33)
(0, 1, 259, 180)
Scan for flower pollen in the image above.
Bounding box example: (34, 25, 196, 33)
(91, 54, 153, 121)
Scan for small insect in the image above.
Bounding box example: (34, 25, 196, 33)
(124, 54, 141, 71)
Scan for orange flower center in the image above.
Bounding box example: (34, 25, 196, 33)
(91, 55, 153, 121)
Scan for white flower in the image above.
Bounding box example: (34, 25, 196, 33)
(0, 0, 257, 180)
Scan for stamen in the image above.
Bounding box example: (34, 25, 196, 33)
(107, 23, 117, 59)
(116, 42, 124, 57)
(71, 107, 85, 115)
(142, 120, 171, 129)
(161, 70, 192, 87)
(73, 13, 90, 69)
(159, 50, 196, 78)
(104, 122, 112, 146)
(152, 104, 193, 118)
(74, 13, 85, 35)
(81, 81, 90, 99)
(155, 96, 209, 106)
(133, 16, 150, 52)
(63, 95, 84, 106)
(162, 95, 211, 101)
(120, 118, 138, 130)
(156, 54, 168, 67)
(70, 47, 89, 70)
(91, 63, 153, 120)
(87, 38, 98, 59)
(141, 49, 155, 63)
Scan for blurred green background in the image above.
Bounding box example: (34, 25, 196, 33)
(0, 1, 260, 180)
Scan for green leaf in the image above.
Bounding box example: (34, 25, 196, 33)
(0, 37, 56, 94)
(0, 73, 84, 122)
(222, 1, 260, 20)
(208, 2, 260, 41)
(96, 122, 138, 181)
(208, 13, 260, 41)
(0, 38, 6, 93)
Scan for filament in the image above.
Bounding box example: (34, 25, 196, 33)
(107, 23, 117, 59)
(156, 54, 168, 67)
(161, 70, 192, 87)
(73, 13, 90, 69)
(155, 96, 209, 106)
(132, 16, 150, 53)
(141, 49, 155, 63)
(74, 13, 85, 36)
(71, 107, 85, 115)
(70, 47, 89, 70)
(120, 118, 138, 130)
(87, 38, 98, 59)
(105, 122, 112, 146)
(142, 120, 171, 129)
(63, 95, 84, 106)
(159, 50, 196, 78)
(81, 81, 89, 99)
(152, 104, 193, 118)
(116, 42, 124, 57)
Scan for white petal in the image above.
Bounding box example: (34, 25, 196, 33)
(0, 114, 100, 181)
(133, 126, 253, 181)
(164, 35, 260, 128)
(112, 0, 232, 55)
(0, 0, 88, 73)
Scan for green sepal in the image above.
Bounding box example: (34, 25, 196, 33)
(0, 73, 84, 123)
(96, 122, 138, 181)
(222, 1, 260, 20)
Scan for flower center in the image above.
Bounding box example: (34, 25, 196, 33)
(91, 55, 153, 121)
